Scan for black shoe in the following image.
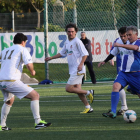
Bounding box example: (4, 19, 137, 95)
(35, 120, 52, 130)
(0, 125, 11, 131)
(117, 109, 128, 116)
(102, 111, 116, 118)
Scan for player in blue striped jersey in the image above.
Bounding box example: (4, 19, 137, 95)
(98, 27, 129, 116)
(99, 26, 140, 118)
(109, 27, 129, 115)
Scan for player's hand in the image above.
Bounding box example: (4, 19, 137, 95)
(109, 59, 114, 66)
(31, 70, 36, 76)
(77, 64, 82, 71)
(45, 57, 52, 61)
(98, 62, 105, 67)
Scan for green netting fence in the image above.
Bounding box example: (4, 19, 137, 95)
(0, 0, 139, 83)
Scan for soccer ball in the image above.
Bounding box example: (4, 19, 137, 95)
(123, 110, 137, 123)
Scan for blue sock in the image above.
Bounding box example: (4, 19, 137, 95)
(111, 92, 120, 113)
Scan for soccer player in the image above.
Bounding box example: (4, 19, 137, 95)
(45, 23, 94, 113)
(99, 25, 140, 118)
(98, 27, 129, 116)
(0, 33, 51, 131)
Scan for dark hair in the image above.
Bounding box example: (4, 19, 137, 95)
(65, 23, 78, 32)
(13, 33, 27, 44)
(118, 26, 127, 34)
(81, 31, 85, 34)
(126, 25, 138, 34)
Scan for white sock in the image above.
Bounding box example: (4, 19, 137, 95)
(119, 89, 128, 110)
(86, 91, 90, 96)
(1, 103, 11, 127)
(31, 100, 41, 124)
(85, 105, 90, 109)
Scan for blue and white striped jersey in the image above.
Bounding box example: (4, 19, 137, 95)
(110, 38, 140, 72)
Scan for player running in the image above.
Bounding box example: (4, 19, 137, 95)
(45, 23, 94, 113)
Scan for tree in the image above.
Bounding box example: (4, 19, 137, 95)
(0, 0, 30, 13)
(30, 0, 44, 28)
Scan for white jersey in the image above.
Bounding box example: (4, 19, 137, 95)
(0, 44, 33, 80)
(111, 38, 140, 72)
(59, 37, 89, 75)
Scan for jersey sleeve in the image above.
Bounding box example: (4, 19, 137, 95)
(110, 39, 120, 56)
(76, 40, 89, 56)
(59, 44, 67, 57)
(134, 40, 140, 52)
(22, 48, 33, 65)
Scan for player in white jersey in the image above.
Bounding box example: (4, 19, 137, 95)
(0, 33, 51, 131)
(100, 26, 140, 118)
(45, 23, 94, 113)
(98, 27, 129, 116)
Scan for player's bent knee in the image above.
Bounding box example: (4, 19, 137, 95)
(65, 87, 73, 93)
(113, 83, 120, 92)
(25, 90, 40, 100)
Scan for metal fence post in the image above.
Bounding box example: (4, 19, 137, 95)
(44, 0, 49, 79)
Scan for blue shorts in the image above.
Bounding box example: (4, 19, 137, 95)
(114, 71, 140, 94)
(127, 85, 138, 95)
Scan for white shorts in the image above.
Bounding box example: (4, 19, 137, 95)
(0, 80, 34, 102)
(67, 75, 84, 85)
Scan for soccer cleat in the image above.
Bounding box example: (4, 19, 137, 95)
(102, 111, 116, 118)
(87, 90, 94, 104)
(117, 109, 128, 116)
(80, 107, 93, 114)
(0, 125, 11, 131)
(35, 120, 52, 130)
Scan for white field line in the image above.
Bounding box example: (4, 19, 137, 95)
(34, 85, 113, 89)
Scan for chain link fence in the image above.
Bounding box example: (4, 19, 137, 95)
(0, 0, 138, 83)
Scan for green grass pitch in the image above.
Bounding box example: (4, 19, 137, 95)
(0, 82, 140, 140)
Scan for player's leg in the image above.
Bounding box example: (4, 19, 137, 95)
(102, 71, 127, 118)
(66, 75, 94, 104)
(127, 72, 140, 99)
(65, 75, 94, 113)
(85, 62, 96, 84)
(0, 92, 14, 131)
(117, 89, 128, 116)
(4, 80, 51, 130)
(66, 84, 94, 104)
(75, 84, 93, 113)
(24, 89, 51, 130)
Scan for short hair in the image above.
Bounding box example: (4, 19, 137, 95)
(118, 26, 127, 34)
(65, 23, 78, 32)
(13, 33, 27, 44)
(81, 31, 85, 34)
(126, 25, 138, 34)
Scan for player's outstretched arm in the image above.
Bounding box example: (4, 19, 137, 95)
(98, 54, 114, 67)
(45, 53, 62, 61)
(26, 63, 36, 76)
(114, 43, 139, 50)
